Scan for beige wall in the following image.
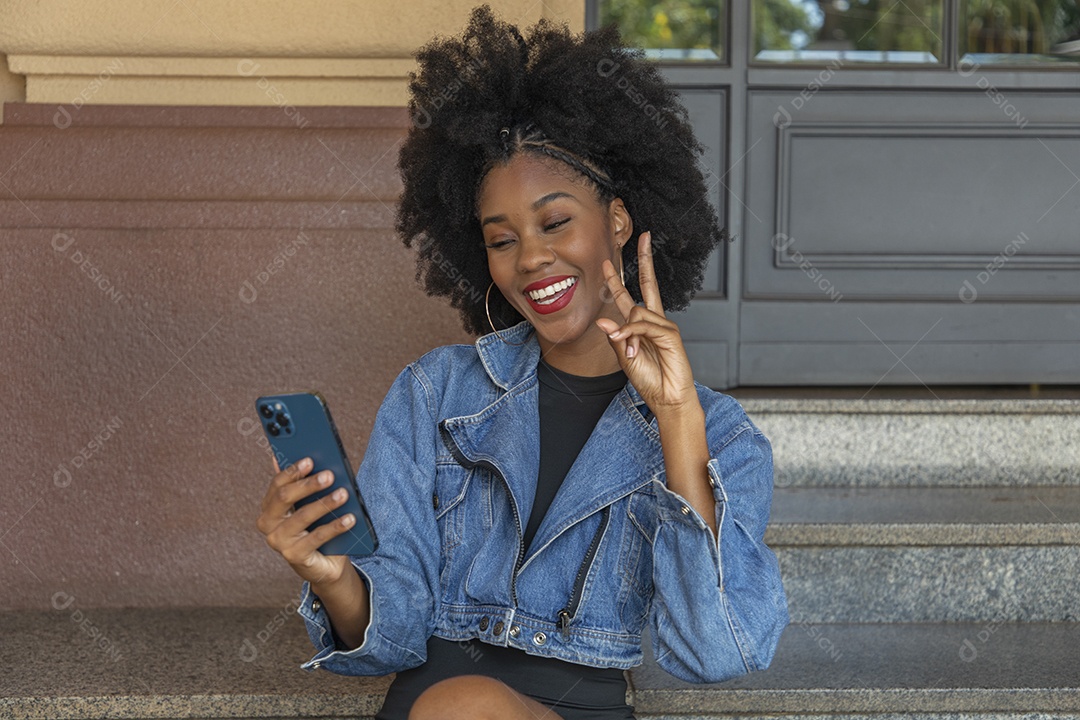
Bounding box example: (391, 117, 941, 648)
(0, 53, 25, 122)
(0, 1, 585, 118)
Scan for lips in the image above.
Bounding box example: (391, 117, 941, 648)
(523, 274, 575, 294)
(523, 274, 578, 311)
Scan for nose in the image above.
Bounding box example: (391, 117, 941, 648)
(515, 230, 555, 275)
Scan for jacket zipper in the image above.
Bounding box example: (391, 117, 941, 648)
(557, 505, 610, 641)
(438, 420, 525, 607)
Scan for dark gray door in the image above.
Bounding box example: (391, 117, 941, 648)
(588, 0, 1080, 388)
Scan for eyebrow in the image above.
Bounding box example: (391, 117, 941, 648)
(480, 191, 579, 228)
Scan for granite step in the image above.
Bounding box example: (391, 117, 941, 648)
(631, 621, 1080, 718)
(768, 486, 1080, 546)
(740, 398, 1080, 487)
(4, 609, 1078, 719)
(0, 607, 387, 719)
(766, 486, 1080, 623)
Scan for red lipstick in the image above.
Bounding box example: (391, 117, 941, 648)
(523, 275, 578, 315)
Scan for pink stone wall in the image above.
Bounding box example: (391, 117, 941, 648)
(0, 103, 475, 609)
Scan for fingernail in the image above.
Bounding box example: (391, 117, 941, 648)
(626, 345, 636, 359)
(334, 488, 346, 500)
(301, 457, 312, 470)
(319, 472, 332, 485)
(342, 514, 355, 527)
(608, 331, 620, 340)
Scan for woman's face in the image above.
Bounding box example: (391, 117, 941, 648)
(477, 152, 632, 375)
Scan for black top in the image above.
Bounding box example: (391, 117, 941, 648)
(524, 357, 628, 552)
(374, 358, 632, 720)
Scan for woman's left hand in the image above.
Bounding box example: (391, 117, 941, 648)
(595, 231, 700, 419)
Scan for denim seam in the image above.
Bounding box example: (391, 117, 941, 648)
(721, 589, 755, 674)
(408, 362, 437, 420)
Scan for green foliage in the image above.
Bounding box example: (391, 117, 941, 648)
(753, 0, 816, 52)
(760, 0, 943, 56)
(599, 0, 724, 53)
(599, 0, 1078, 60)
(964, 0, 1080, 54)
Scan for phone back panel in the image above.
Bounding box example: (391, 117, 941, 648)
(256, 392, 377, 556)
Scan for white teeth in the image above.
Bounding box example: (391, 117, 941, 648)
(527, 277, 576, 301)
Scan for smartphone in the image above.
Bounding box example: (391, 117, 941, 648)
(255, 391, 378, 556)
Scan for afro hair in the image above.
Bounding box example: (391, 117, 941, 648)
(395, 4, 725, 337)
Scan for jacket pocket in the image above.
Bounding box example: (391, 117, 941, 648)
(618, 489, 658, 629)
(434, 461, 473, 551)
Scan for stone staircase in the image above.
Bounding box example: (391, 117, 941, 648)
(630, 397, 1080, 718)
(4, 398, 1078, 718)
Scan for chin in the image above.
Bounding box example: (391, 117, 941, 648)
(537, 314, 597, 342)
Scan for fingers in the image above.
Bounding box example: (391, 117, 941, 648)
(283, 484, 346, 529)
(599, 302, 679, 361)
(270, 456, 312, 492)
(596, 315, 630, 360)
(602, 232, 664, 321)
(606, 319, 677, 345)
(601, 258, 636, 321)
(256, 456, 356, 585)
(266, 485, 353, 552)
(258, 460, 342, 540)
(281, 501, 357, 566)
(260, 459, 321, 520)
(636, 232, 664, 317)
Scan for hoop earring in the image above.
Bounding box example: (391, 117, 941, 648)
(486, 282, 527, 346)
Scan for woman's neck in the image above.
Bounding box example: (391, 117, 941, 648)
(533, 318, 626, 377)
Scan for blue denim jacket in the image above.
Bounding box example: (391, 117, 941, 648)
(298, 319, 788, 683)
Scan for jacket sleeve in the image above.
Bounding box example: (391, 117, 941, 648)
(648, 396, 789, 684)
(295, 362, 441, 676)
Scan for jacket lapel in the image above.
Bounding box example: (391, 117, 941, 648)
(439, 320, 667, 565)
(438, 380, 541, 532)
(521, 388, 664, 567)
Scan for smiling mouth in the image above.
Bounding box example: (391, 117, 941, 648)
(525, 276, 577, 304)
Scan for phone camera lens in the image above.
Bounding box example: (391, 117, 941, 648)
(268, 423, 280, 436)
(276, 412, 289, 426)
(259, 404, 274, 419)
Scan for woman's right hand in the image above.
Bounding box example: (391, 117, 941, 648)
(256, 456, 354, 587)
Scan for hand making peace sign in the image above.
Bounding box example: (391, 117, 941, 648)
(594, 231, 700, 420)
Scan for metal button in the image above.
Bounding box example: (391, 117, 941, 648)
(479, 616, 489, 631)
(680, 505, 691, 515)
(312, 661, 321, 669)
(532, 631, 547, 646)
(312, 598, 322, 612)
(493, 620, 504, 636)
(433, 492, 439, 510)
(509, 625, 520, 638)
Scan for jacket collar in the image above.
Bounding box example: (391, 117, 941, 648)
(475, 319, 652, 410)
(441, 320, 663, 565)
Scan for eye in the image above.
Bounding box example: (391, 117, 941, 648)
(485, 239, 513, 250)
(544, 218, 570, 232)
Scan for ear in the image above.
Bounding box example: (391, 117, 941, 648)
(607, 197, 633, 251)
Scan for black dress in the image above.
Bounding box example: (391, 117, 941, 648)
(374, 358, 636, 720)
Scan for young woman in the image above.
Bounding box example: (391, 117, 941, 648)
(256, 6, 789, 719)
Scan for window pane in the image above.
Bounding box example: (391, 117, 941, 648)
(598, 1, 726, 61)
(753, 0, 944, 64)
(961, 0, 1080, 65)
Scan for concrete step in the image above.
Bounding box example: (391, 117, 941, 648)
(632, 621, 1080, 718)
(0, 607, 385, 719)
(769, 486, 1080, 545)
(767, 486, 1080, 623)
(741, 398, 1080, 487)
(5, 609, 1078, 718)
